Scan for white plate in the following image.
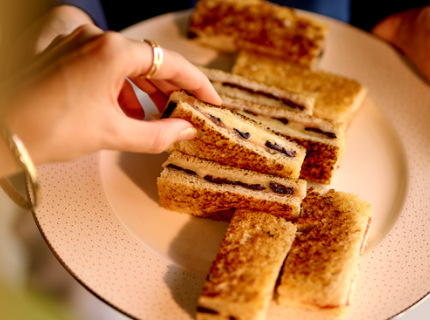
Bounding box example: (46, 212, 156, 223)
(34, 9, 430, 320)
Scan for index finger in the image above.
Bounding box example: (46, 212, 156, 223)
(125, 41, 222, 106)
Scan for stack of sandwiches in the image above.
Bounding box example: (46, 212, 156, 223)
(157, 91, 373, 319)
(188, 0, 367, 126)
(232, 51, 368, 125)
(198, 66, 347, 185)
(155, 1, 372, 319)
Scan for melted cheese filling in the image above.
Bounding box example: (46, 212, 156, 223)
(196, 103, 297, 156)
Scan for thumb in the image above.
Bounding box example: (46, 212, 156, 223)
(108, 117, 196, 154)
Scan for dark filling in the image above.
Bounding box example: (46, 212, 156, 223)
(160, 101, 178, 119)
(229, 317, 238, 320)
(234, 128, 250, 139)
(187, 31, 198, 39)
(196, 306, 219, 315)
(208, 114, 222, 123)
(265, 141, 296, 157)
(305, 127, 337, 139)
(221, 82, 305, 111)
(274, 117, 289, 125)
(166, 164, 197, 176)
(269, 182, 294, 195)
(244, 110, 258, 116)
(204, 175, 265, 191)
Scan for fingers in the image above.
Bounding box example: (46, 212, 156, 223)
(35, 24, 104, 72)
(107, 116, 197, 154)
(125, 42, 222, 106)
(118, 80, 145, 120)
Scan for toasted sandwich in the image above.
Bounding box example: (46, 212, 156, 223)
(157, 151, 307, 221)
(188, 0, 328, 68)
(232, 51, 368, 125)
(221, 96, 347, 184)
(197, 209, 297, 320)
(162, 91, 306, 179)
(198, 66, 315, 115)
(276, 188, 373, 315)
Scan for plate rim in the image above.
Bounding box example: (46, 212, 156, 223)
(33, 8, 430, 320)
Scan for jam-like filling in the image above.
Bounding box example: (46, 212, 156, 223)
(166, 164, 197, 176)
(269, 182, 294, 194)
(204, 175, 265, 191)
(221, 82, 305, 111)
(265, 141, 296, 157)
(304, 127, 337, 139)
(234, 128, 250, 139)
(274, 117, 289, 125)
(196, 306, 219, 315)
(167, 165, 295, 195)
(161, 101, 178, 119)
(208, 114, 222, 123)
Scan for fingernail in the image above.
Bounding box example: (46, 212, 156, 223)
(177, 127, 197, 141)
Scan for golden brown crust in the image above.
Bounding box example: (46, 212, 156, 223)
(232, 51, 367, 124)
(188, 0, 327, 67)
(288, 136, 340, 184)
(199, 66, 315, 114)
(164, 91, 306, 179)
(276, 188, 373, 312)
(220, 96, 346, 184)
(197, 210, 297, 320)
(157, 167, 303, 221)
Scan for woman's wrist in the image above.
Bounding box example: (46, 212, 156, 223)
(371, 6, 430, 82)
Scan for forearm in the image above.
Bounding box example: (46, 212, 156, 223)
(55, 0, 108, 30)
(371, 6, 430, 82)
(33, 5, 95, 53)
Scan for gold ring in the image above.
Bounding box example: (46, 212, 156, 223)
(141, 39, 163, 79)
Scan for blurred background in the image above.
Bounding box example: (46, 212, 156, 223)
(0, 174, 130, 320)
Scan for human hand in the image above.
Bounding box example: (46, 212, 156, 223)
(0, 24, 221, 177)
(372, 6, 430, 83)
(6, 5, 95, 78)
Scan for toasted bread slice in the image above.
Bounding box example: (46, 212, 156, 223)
(188, 0, 328, 68)
(197, 209, 297, 320)
(198, 66, 315, 114)
(157, 151, 307, 221)
(162, 91, 306, 179)
(233, 51, 368, 125)
(221, 96, 347, 184)
(276, 188, 373, 315)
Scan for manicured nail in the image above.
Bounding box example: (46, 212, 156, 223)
(177, 127, 197, 141)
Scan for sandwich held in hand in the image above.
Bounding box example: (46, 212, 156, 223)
(161, 90, 306, 179)
(196, 209, 297, 320)
(157, 151, 307, 221)
(221, 96, 346, 184)
(199, 66, 347, 184)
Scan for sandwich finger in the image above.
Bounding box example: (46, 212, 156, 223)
(105, 116, 197, 154)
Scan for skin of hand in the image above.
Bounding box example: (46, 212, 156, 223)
(372, 6, 430, 83)
(7, 5, 96, 78)
(0, 24, 222, 178)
